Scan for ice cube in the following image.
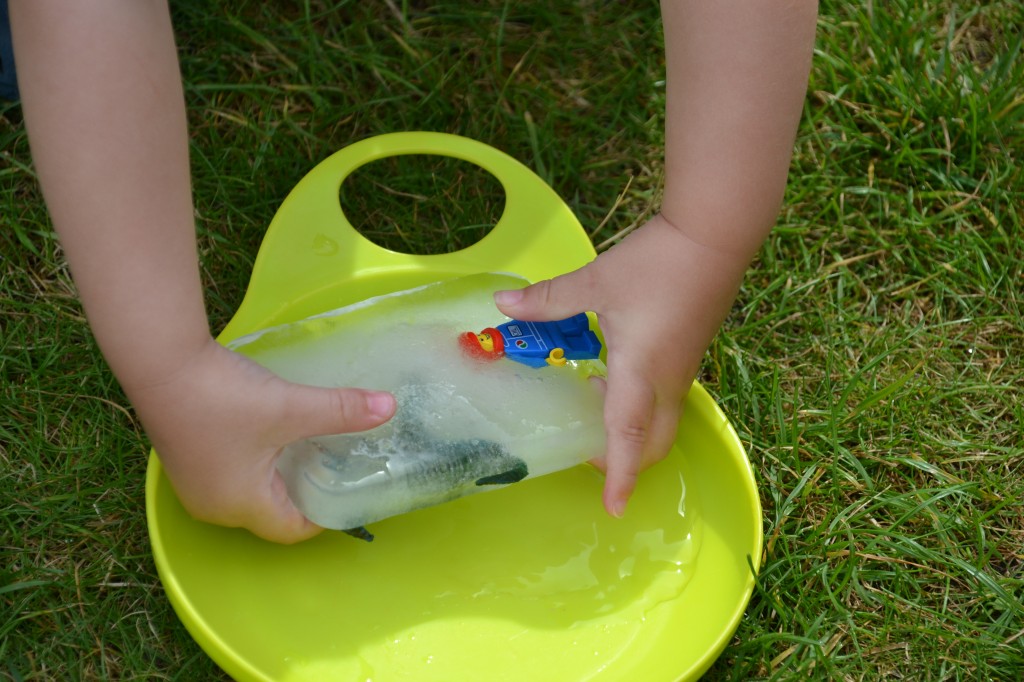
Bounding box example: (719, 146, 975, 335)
(228, 273, 607, 532)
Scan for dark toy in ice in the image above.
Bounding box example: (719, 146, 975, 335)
(301, 403, 529, 542)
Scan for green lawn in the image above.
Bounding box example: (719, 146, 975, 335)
(2, 0, 1022, 679)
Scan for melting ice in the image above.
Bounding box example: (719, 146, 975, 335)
(228, 273, 607, 532)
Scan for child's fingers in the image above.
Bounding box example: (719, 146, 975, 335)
(243, 471, 324, 544)
(280, 384, 396, 441)
(598, 360, 685, 517)
(249, 382, 395, 542)
(646, 396, 684, 469)
(172, 465, 323, 544)
(599, 367, 656, 518)
(493, 264, 598, 322)
(234, 378, 393, 540)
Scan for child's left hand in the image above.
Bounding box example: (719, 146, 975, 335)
(495, 213, 750, 517)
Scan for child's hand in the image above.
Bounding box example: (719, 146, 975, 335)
(127, 338, 396, 543)
(495, 213, 749, 518)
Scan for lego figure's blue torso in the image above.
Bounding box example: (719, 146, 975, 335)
(496, 313, 601, 368)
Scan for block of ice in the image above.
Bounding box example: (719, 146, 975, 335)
(227, 273, 607, 535)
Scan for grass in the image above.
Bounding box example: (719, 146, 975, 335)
(1, 0, 1022, 679)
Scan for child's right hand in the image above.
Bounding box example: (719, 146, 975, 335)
(127, 338, 396, 543)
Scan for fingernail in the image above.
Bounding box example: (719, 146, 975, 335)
(494, 289, 523, 306)
(367, 391, 396, 419)
(609, 498, 627, 519)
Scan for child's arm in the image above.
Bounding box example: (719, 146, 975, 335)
(496, 0, 818, 517)
(10, 0, 395, 542)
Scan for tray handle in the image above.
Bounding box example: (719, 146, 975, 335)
(223, 132, 596, 339)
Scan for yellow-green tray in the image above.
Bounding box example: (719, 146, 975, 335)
(145, 132, 762, 681)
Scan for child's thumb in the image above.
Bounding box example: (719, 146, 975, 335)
(494, 266, 596, 322)
(282, 384, 396, 440)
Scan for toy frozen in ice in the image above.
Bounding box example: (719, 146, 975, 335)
(280, 398, 532, 542)
(459, 313, 602, 368)
(227, 273, 607, 540)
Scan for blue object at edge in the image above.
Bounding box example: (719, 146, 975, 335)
(0, 0, 18, 102)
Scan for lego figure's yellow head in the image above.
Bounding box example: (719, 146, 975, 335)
(459, 327, 505, 361)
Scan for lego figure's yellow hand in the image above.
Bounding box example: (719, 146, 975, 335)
(546, 348, 567, 366)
